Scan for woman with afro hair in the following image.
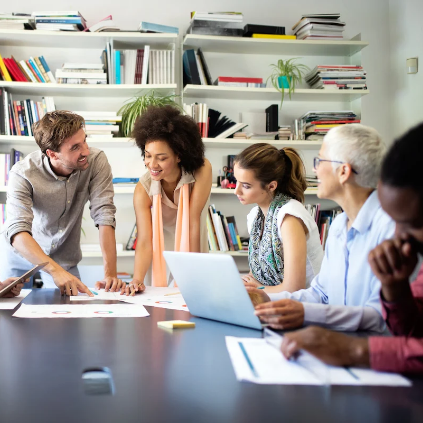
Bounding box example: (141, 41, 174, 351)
(123, 105, 212, 292)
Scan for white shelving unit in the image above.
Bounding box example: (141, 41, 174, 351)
(182, 33, 368, 260)
(0, 29, 179, 272)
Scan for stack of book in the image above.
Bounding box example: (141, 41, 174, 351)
(207, 205, 243, 253)
(73, 111, 121, 138)
(278, 126, 292, 140)
(32, 11, 87, 31)
(183, 48, 213, 86)
(186, 12, 244, 36)
(56, 63, 106, 84)
(292, 13, 345, 40)
(139, 21, 179, 34)
(305, 65, 367, 90)
(0, 54, 55, 83)
(243, 23, 293, 39)
(0, 13, 35, 30)
(0, 88, 55, 136)
(233, 132, 248, 140)
(214, 76, 264, 88)
(306, 175, 318, 188)
(299, 110, 359, 141)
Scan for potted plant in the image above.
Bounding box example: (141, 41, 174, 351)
(118, 91, 180, 137)
(267, 58, 309, 107)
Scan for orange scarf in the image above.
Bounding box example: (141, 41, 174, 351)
(152, 184, 190, 287)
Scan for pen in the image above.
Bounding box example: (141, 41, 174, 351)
(344, 367, 360, 380)
(164, 291, 181, 296)
(238, 341, 259, 378)
(90, 290, 98, 296)
(257, 287, 265, 290)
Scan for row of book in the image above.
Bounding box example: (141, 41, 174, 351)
(0, 54, 55, 83)
(207, 205, 243, 252)
(0, 149, 24, 186)
(305, 205, 342, 249)
(292, 13, 345, 40)
(183, 103, 248, 139)
(33, 11, 87, 31)
(305, 65, 367, 90)
(0, 88, 55, 136)
(183, 48, 264, 88)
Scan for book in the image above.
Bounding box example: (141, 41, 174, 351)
(56, 70, 107, 79)
(138, 22, 179, 34)
(20, 60, 37, 82)
(243, 24, 285, 37)
(251, 34, 296, 39)
(39, 56, 56, 83)
(197, 48, 213, 86)
(215, 122, 248, 139)
(28, 57, 45, 82)
(126, 224, 138, 250)
(115, 51, 121, 84)
(265, 104, 278, 132)
(214, 76, 263, 84)
(0, 54, 12, 81)
(86, 15, 119, 32)
(186, 25, 244, 36)
(191, 11, 243, 22)
(34, 57, 50, 83)
(183, 49, 201, 85)
(141, 46, 150, 85)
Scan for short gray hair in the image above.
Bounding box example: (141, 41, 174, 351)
(323, 124, 386, 188)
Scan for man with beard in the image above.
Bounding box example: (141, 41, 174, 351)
(281, 122, 423, 374)
(0, 111, 123, 296)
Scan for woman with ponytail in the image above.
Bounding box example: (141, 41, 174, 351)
(122, 105, 212, 293)
(234, 143, 323, 293)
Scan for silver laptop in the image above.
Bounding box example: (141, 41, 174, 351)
(163, 251, 263, 330)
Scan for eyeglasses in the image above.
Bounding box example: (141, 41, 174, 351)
(313, 157, 359, 175)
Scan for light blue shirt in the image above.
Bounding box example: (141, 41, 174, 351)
(269, 191, 395, 332)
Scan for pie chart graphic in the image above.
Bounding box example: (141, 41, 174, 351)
(94, 311, 114, 314)
(52, 311, 71, 314)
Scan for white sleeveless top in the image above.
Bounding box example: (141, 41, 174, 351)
(247, 199, 324, 288)
(139, 169, 209, 286)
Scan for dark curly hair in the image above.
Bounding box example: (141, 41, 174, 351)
(131, 105, 205, 173)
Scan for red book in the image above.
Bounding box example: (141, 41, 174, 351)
(216, 76, 263, 83)
(3, 59, 21, 82)
(11, 56, 29, 82)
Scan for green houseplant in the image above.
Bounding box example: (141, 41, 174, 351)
(267, 58, 309, 107)
(118, 91, 180, 137)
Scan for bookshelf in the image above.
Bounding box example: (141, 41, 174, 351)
(0, 29, 179, 273)
(183, 85, 369, 101)
(182, 33, 368, 259)
(183, 34, 368, 56)
(0, 81, 177, 97)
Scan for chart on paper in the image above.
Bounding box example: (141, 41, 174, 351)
(13, 303, 150, 318)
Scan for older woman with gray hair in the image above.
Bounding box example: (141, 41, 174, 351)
(247, 124, 395, 333)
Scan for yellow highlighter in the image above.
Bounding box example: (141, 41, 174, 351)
(157, 320, 195, 329)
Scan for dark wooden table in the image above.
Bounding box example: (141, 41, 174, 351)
(1, 289, 422, 423)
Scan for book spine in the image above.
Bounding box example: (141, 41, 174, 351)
(0, 54, 12, 82)
(3, 90, 10, 136)
(19, 61, 37, 83)
(14, 102, 24, 135)
(206, 214, 218, 251)
(0, 89, 5, 135)
(222, 216, 235, 251)
(35, 57, 51, 83)
(115, 51, 121, 84)
(39, 56, 56, 83)
(19, 101, 28, 136)
(24, 100, 33, 136)
(8, 101, 16, 136)
(3, 59, 20, 82)
(26, 60, 42, 82)
(29, 57, 45, 83)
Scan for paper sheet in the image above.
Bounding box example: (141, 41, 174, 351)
(226, 336, 411, 387)
(0, 289, 32, 310)
(12, 303, 150, 318)
(70, 287, 189, 312)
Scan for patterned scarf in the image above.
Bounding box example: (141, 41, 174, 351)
(248, 193, 292, 286)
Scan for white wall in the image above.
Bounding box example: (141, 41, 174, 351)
(389, 0, 423, 138)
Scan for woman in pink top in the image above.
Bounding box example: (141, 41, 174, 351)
(122, 106, 212, 293)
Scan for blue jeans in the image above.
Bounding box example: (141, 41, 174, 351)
(0, 235, 80, 289)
